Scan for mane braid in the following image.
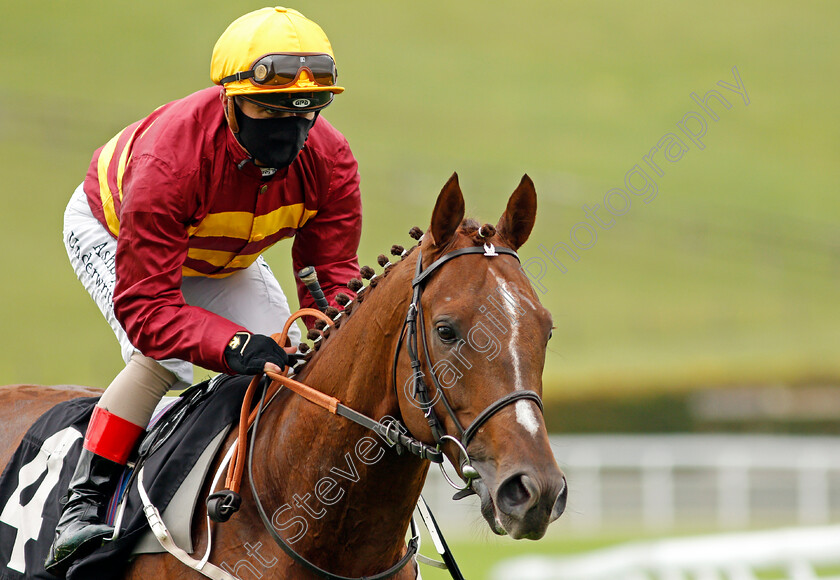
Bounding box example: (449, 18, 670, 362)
(293, 236, 412, 369)
(459, 218, 501, 246)
(435, 218, 489, 254)
(293, 220, 499, 374)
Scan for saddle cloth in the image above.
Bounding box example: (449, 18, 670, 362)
(0, 375, 252, 580)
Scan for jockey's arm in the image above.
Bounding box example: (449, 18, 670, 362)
(111, 155, 247, 374)
(292, 135, 362, 323)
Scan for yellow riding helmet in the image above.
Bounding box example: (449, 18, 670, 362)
(211, 7, 345, 99)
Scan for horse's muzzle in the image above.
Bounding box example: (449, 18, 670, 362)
(493, 471, 567, 540)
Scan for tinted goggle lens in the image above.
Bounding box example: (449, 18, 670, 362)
(253, 54, 336, 86)
(221, 53, 338, 88)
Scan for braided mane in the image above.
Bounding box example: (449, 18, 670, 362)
(292, 219, 496, 370)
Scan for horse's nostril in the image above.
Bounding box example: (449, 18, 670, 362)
(496, 473, 538, 518)
(550, 476, 568, 522)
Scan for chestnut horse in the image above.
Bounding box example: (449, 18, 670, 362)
(0, 173, 566, 578)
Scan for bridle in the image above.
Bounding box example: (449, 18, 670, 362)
(393, 242, 545, 491)
(244, 241, 545, 580)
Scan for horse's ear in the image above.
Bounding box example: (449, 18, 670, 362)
(429, 172, 465, 247)
(496, 174, 537, 250)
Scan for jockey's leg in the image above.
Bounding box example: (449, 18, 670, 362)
(45, 354, 176, 576)
(56, 185, 297, 574)
(97, 352, 179, 426)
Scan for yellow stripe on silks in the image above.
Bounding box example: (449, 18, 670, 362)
(187, 204, 318, 241)
(115, 123, 147, 199)
(182, 249, 263, 278)
(253, 204, 318, 239)
(185, 248, 237, 268)
(97, 132, 123, 237)
(186, 248, 264, 269)
(136, 118, 158, 141)
(187, 211, 253, 240)
(182, 265, 232, 278)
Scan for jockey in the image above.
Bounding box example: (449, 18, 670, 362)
(47, 7, 360, 576)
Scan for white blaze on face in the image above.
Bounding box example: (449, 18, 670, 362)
(492, 272, 540, 438)
(491, 273, 523, 390)
(515, 400, 540, 437)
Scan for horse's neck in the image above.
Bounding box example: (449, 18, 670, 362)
(255, 255, 429, 571)
(296, 254, 416, 407)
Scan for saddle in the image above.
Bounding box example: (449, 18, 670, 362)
(0, 374, 254, 580)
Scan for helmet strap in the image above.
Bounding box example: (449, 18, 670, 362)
(224, 95, 240, 134)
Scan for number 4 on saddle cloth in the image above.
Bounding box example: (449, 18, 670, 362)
(0, 375, 254, 580)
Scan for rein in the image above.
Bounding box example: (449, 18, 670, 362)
(218, 308, 438, 580)
(222, 309, 442, 499)
(219, 241, 544, 579)
(248, 379, 423, 580)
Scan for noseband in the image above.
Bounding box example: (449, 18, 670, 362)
(394, 243, 545, 490)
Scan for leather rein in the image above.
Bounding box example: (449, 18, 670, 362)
(225, 307, 435, 580)
(234, 241, 544, 580)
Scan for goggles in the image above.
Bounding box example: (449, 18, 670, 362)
(220, 53, 338, 89)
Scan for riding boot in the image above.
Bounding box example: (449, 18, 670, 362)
(44, 406, 144, 577)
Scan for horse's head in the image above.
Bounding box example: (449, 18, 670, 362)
(396, 173, 566, 540)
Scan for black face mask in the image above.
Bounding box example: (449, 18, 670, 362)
(233, 104, 317, 169)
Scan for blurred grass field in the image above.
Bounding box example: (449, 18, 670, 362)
(1, 2, 838, 396)
(1, 2, 838, 578)
(422, 533, 840, 580)
(418, 534, 619, 580)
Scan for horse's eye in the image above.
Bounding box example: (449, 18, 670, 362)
(436, 324, 456, 342)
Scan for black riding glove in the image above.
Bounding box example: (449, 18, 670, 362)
(224, 332, 291, 375)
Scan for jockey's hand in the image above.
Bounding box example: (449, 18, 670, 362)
(224, 332, 294, 375)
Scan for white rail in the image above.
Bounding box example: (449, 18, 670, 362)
(490, 524, 840, 580)
(420, 435, 840, 534)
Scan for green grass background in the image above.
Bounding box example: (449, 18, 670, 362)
(1, 1, 837, 397)
(1, 1, 838, 577)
